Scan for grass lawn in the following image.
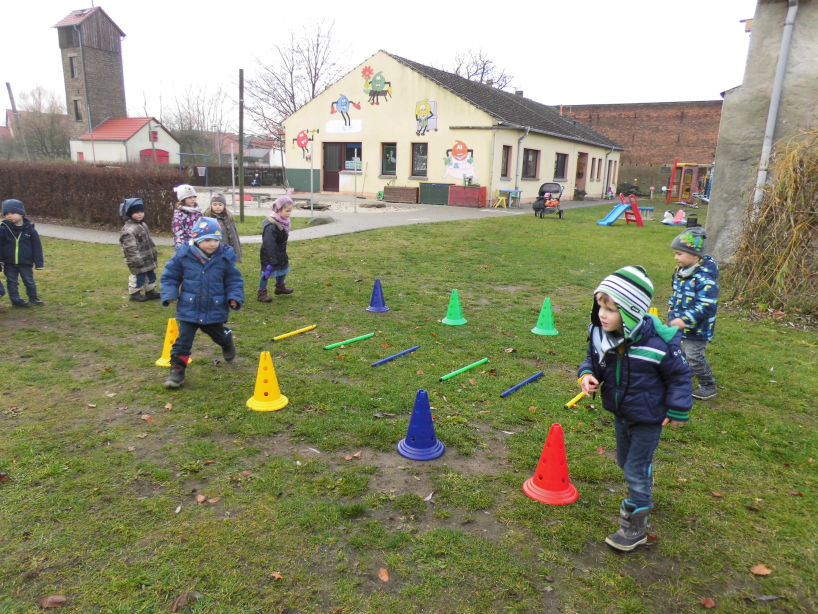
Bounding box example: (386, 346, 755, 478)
(1, 204, 816, 613)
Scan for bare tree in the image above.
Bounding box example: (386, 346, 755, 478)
(450, 50, 514, 89)
(16, 87, 70, 159)
(162, 85, 233, 156)
(246, 21, 347, 147)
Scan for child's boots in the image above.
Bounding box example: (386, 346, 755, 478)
(144, 289, 161, 300)
(130, 291, 148, 302)
(222, 333, 236, 362)
(274, 283, 293, 295)
(605, 499, 649, 552)
(164, 356, 188, 388)
(257, 289, 273, 303)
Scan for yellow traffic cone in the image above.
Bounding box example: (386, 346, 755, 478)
(155, 318, 179, 367)
(246, 351, 288, 412)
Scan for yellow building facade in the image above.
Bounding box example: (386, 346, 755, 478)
(284, 51, 622, 204)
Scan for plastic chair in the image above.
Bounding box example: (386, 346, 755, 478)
(492, 190, 508, 208)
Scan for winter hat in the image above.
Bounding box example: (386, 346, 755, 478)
(592, 265, 654, 338)
(174, 184, 197, 201)
(671, 227, 707, 256)
(2, 199, 25, 216)
(190, 217, 222, 243)
(210, 193, 227, 206)
(119, 197, 144, 218)
(272, 195, 294, 212)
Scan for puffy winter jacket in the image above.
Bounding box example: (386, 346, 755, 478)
(160, 242, 244, 324)
(578, 315, 693, 424)
(259, 217, 288, 270)
(119, 219, 158, 274)
(668, 256, 719, 341)
(0, 218, 44, 268)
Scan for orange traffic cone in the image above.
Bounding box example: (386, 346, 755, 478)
(246, 351, 288, 412)
(522, 423, 578, 505)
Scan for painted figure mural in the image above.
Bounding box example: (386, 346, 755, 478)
(362, 66, 392, 105)
(330, 94, 361, 126)
(442, 140, 477, 181)
(415, 100, 437, 136)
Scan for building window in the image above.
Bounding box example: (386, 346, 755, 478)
(149, 130, 158, 142)
(77, 152, 84, 162)
(522, 148, 539, 179)
(344, 142, 362, 170)
(69, 56, 79, 79)
(411, 143, 427, 177)
(501, 145, 512, 178)
(73, 99, 83, 122)
(554, 153, 568, 180)
(381, 143, 397, 175)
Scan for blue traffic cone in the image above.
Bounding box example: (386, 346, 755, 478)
(397, 389, 445, 460)
(366, 278, 389, 312)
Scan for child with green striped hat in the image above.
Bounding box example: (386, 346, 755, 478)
(577, 265, 693, 551)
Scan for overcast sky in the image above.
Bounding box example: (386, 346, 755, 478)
(4, 0, 757, 132)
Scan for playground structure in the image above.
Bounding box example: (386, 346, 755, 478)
(597, 193, 644, 226)
(666, 158, 713, 206)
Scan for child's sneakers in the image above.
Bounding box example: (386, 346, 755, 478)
(130, 292, 148, 302)
(144, 289, 161, 300)
(692, 387, 717, 400)
(222, 334, 236, 362)
(30, 297, 44, 306)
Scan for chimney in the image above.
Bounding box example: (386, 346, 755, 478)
(515, 90, 524, 96)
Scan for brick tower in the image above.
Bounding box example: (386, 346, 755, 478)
(53, 7, 127, 139)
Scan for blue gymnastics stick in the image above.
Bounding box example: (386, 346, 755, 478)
(371, 345, 420, 367)
(500, 371, 544, 398)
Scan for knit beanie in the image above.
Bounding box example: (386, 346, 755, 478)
(272, 195, 294, 212)
(211, 193, 227, 206)
(671, 227, 707, 256)
(120, 197, 145, 218)
(174, 184, 197, 201)
(2, 199, 25, 216)
(592, 265, 654, 339)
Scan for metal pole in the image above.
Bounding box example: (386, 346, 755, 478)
(238, 69, 245, 222)
(309, 142, 314, 216)
(353, 148, 358, 213)
(230, 142, 236, 206)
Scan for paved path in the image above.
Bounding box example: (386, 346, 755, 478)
(36, 189, 611, 245)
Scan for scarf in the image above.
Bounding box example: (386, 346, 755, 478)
(270, 213, 290, 233)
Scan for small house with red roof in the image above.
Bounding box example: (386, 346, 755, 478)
(69, 116, 179, 164)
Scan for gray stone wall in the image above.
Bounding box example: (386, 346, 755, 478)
(709, 0, 818, 262)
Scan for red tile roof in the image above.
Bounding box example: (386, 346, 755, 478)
(78, 117, 176, 142)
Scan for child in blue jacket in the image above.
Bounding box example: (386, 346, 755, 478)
(160, 218, 244, 388)
(0, 199, 44, 307)
(578, 265, 692, 552)
(668, 227, 719, 400)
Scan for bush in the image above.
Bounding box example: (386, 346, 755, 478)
(0, 161, 187, 231)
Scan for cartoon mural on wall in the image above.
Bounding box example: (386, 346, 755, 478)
(415, 100, 437, 136)
(442, 140, 477, 181)
(362, 66, 392, 105)
(292, 129, 318, 160)
(327, 94, 363, 133)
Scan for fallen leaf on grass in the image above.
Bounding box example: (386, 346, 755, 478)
(352, 451, 361, 458)
(711, 491, 723, 498)
(87, 403, 97, 408)
(381, 344, 390, 348)
(700, 597, 716, 609)
(596, 447, 605, 455)
(424, 491, 434, 501)
(127, 446, 136, 452)
(378, 567, 389, 582)
(503, 347, 516, 353)
(137, 433, 148, 439)
(270, 571, 283, 581)
(195, 494, 206, 504)
(468, 378, 476, 386)
(241, 470, 252, 476)
(416, 370, 424, 375)
(171, 591, 202, 612)
(646, 532, 660, 542)
(207, 497, 221, 504)
(787, 491, 803, 497)
(203, 460, 215, 465)
(528, 406, 536, 412)
(750, 564, 772, 576)
(140, 414, 154, 423)
(0, 472, 10, 483)
(164, 402, 173, 410)
(38, 595, 67, 608)
(174, 505, 181, 514)
(105, 392, 117, 398)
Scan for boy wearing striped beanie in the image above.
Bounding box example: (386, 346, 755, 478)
(578, 265, 692, 551)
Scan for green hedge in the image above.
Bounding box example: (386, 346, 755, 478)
(0, 161, 187, 231)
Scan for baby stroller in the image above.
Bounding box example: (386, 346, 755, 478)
(532, 182, 564, 218)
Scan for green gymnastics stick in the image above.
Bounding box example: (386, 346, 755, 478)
(439, 357, 488, 381)
(323, 332, 375, 350)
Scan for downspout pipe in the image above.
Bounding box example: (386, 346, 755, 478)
(514, 126, 530, 192)
(752, 0, 798, 217)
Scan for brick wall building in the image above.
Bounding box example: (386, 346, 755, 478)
(560, 101, 722, 190)
(54, 7, 127, 140)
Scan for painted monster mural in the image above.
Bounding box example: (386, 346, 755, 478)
(362, 66, 392, 105)
(442, 140, 477, 181)
(330, 94, 361, 126)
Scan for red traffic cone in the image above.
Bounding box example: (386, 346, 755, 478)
(522, 423, 578, 505)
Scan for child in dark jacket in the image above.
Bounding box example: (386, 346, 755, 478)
(119, 198, 160, 302)
(160, 217, 245, 389)
(203, 193, 242, 262)
(577, 265, 692, 552)
(257, 196, 294, 302)
(668, 227, 719, 400)
(0, 199, 44, 307)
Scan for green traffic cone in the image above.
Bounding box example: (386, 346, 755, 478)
(531, 297, 558, 335)
(442, 289, 467, 326)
